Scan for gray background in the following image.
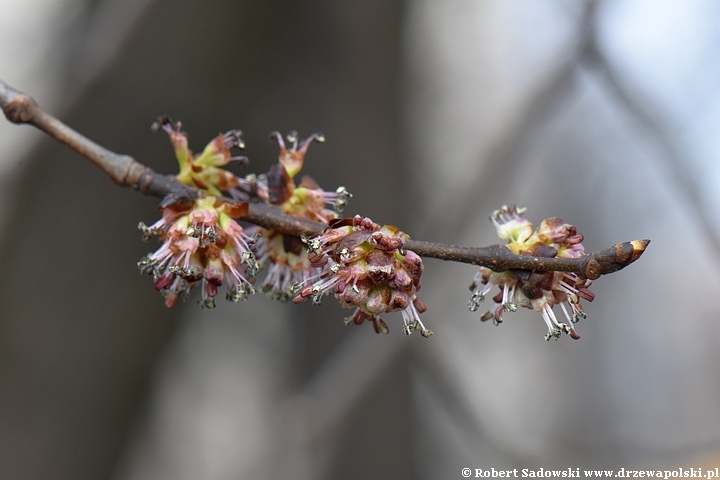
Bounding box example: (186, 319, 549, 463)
(0, 1, 719, 478)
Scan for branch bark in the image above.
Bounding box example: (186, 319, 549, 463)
(0, 79, 649, 280)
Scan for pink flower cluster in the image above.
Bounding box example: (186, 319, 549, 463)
(469, 205, 594, 340)
(142, 123, 352, 309)
(138, 196, 259, 308)
(295, 216, 431, 337)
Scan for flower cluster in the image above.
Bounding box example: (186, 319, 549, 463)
(140, 120, 355, 309)
(468, 205, 594, 340)
(139, 119, 612, 343)
(295, 215, 431, 337)
(151, 117, 254, 197)
(268, 131, 351, 219)
(255, 131, 352, 301)
(138, 196, 260, 308)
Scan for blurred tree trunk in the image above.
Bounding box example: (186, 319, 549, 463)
(0, 1, 408, 478)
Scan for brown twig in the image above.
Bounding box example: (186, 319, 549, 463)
(0, 79, 649, 280)
(0, 79, 186, 198)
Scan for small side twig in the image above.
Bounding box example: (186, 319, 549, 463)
(0, 79, 648, 279)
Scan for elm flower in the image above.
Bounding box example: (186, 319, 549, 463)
(294, 215, 432, 338)
(266, 130, 352, 219)
(255, 131, 352, 300)
(137, 195, 260, 309)
(468, 205, 593, 341)
(152, 116, 257, 199)
(255, 231, 326, 302)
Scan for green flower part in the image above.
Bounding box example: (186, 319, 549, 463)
(152, 117, 248, 196)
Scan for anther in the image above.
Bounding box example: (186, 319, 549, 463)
(198, 298, 216, 309)
(311, 286, 323, 305)
(204, 226, 217, 243)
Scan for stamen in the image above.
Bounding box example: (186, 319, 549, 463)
(468, 282, 492, 311)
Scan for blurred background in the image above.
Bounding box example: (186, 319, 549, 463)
(1, 0, 720, 478)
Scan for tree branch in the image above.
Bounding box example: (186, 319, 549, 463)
(0, 79, 648, 280)
(0, 79, 184, 198)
